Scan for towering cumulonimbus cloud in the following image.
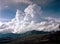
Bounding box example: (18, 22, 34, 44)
(24, 4, 42, 22)
(0, 4, 60, 34)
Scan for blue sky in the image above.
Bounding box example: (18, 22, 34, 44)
(0, 0, 60, 22)
(0, 0, 60, 33)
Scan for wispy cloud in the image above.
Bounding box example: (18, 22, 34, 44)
(0, 0, 55, 10)
(0, 18, 11, 22)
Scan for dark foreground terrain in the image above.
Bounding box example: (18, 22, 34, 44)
(0, 31, 60, 44)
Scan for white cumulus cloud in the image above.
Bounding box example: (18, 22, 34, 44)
(0, 4, 60, 34)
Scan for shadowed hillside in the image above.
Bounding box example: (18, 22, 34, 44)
(0, 25, 60, 44)
(0, 31, 60, 44)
